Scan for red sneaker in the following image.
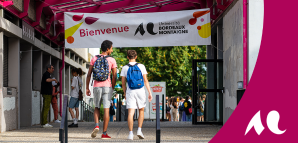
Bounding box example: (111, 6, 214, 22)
(101, 133, 111, 139)
(91, 126, 99, 138)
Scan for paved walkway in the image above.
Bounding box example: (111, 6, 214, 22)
(0, 121, 221, 143)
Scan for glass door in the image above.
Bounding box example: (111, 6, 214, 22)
(192, 59, 223, 125)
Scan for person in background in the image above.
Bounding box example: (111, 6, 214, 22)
(184, 96, 192, 121)
(68, 68, 81, 128)
(166, 97, 171, 121)
(76, 68, 83, 88)
(52, 80, 60, 123)
(41, 64, 58, 128)
(201, 94, 206, 121)
(110, 99, 114, 122)
(197, 96, 204, 122)
(172, 97, 178, 121)
(179, 97, 184, 121)
(113, 94, 118, 121)
(181, 98, 186, 121)
(169, 98, 174, 122)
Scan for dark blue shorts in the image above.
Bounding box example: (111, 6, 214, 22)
(69, 97, 79, 108)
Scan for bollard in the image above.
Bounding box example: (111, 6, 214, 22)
(162, 94, 164, 121)
(59, 95, 69, 143)
(156, 95, 160, 143)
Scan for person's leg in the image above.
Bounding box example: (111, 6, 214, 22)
(101, 87, 112, 138)
(75, 107, 79, 119)
(41, 95, 52, 125)
(138, 108, 144, 128)
(94, 107, 100, 123)
(68, 97, 76, 119)
(74, 99, 80, 120)
(69, 108, 75, 119)
(202, 115, 204, 122)
(103, 108, 110, 131)
(128, 109, 135, 131)
(53, 103, 58, 120)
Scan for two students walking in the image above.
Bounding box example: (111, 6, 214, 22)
(86, 40, 152, 140)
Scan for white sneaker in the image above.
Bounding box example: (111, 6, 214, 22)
(42, 123, 53, 128)
(127, 133, 134, 140)
(137, 130, 144, 139)
(54, 120, 61, 123)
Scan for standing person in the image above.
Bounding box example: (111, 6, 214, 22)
(68, 68, 81, 127)
(109, 99, 115, 122)
(172, 97, 178, 122)
(178, 97, 184, 121)
(120, 50, 152, 140)
(52, 80, 60, 123)
(113, 94, 118, 121)
(86, 40, 117, 139)
(40, 64, 58, 128)
(197, 96, 204, 122)
(169, 98, 174, 121)
(183, 96, 192, 121)
(201, 94, 206, 122)
(166, 97, 171, 121)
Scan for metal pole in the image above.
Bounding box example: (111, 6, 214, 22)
(60, 95, 68, 143)
(156, 95, 160, 143)
(162, 94, 164, 121)
(65, 100, 68, 143)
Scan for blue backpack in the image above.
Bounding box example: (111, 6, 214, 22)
(92, 55, 111, 81)
(126, 63, 144, 89)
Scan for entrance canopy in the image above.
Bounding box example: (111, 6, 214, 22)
(0, 0, 234, 47)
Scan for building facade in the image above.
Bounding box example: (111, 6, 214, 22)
(0, 8, 89, 132)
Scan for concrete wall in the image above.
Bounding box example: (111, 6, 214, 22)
(1, 87, 18, 132)
(31, 91, 40, 125)
(20, 45, 33, 127)
(32, 51, 42, 91)
(248, 0, 264, 81)
(222, 0, 243, 124)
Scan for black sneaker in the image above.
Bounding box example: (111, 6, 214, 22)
(68, 123, 78, 128)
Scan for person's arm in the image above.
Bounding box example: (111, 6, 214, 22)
(111, 68, 117, 90)
(46, 78, 57, 83)
(86, 65, 93, 96)
(121, 76, 126, 99)
(143, 74, 152, 102)
(114, 98, 117, 108)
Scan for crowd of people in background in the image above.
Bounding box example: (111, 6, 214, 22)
(166, 95, 206, 122)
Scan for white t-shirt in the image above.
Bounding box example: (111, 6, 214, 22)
(120, 62, 148, 93)
(77, 76, 83, 88)
(70, 76, 80, 98)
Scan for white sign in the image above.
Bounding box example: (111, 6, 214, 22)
(64, 9, 211, 48)
(143, 82, 166, 119)
(22, 21, 35, 44)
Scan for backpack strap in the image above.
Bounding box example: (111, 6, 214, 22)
(96, 55, 112, 59)
(126, 63, 139, 67)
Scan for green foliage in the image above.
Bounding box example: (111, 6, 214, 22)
(111, 46, 207, 98)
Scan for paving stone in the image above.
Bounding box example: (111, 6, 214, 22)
(0, 121, 222, 143)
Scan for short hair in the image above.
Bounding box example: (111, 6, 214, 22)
(127, 50, 137, 59)
(101, 40, 113, 52)
(46, 64, 53, 70)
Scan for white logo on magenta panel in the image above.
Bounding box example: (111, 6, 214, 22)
(245, 110, 286, 135)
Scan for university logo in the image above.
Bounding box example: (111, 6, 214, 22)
(245, 110, 286, 135)
(134, 22, 157, 36)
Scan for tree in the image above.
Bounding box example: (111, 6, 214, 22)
(111, 46, 207, 98)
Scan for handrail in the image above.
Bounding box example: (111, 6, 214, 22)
(80, 100, 94, 122)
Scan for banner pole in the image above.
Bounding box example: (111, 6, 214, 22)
(59, 47, 65, 117)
